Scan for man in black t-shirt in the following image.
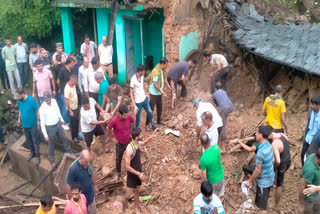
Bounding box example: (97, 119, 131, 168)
(56, 57, 74, 127)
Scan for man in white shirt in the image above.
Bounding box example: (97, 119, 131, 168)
(201, 111, 219, 152)
(130, 65, 156, 131)
(80, 35, 97, 62)
(78, 56, 91, 95)
(39, 92, 72, 166)
(83, 56, 105, 103)
(194, 99, 223, 138)
(203, 51, 229, 93)
(193, 181, 225, 214)
(80, 96, 106, 149)
(14, 36, 28, 87)
(98, 36, 113, 78)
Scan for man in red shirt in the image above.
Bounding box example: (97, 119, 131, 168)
(107, 104, 134, 180)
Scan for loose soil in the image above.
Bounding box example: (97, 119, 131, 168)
(91, 62, 307, 214)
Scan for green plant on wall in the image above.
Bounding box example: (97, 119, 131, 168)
(0, 0, 60, 41)
(0, 95, 19, 132)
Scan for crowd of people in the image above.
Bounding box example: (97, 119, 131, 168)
(1, 34, 320, 214)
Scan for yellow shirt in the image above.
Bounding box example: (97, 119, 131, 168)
(35, 202, 56, 214)
(263, 96, 286, 129)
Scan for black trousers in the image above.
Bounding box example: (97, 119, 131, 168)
(70, 108, 80, 139)
(301, 141, 310, 167)
(116, 142, 128, 174)
(146, 94, 162, 125)
(89, 92, 100, 117)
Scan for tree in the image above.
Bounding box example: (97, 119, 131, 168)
(0, 0, 60, 40)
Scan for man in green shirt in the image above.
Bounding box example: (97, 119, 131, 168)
(94, 71, 109, 108)
(1, 37, 21, 97)
(299, 148, 320, 214)
(200, 133, 224, 199)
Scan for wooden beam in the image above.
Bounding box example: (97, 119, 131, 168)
(2, 181, 31, 196)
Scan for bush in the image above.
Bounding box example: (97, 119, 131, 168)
(0, 94, 21, 133)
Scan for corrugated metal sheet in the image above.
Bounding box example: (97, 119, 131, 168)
(225, 1, 320, 75)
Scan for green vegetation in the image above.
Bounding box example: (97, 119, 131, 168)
(0, 94, 20, 133)
(0, 0, 61, 49)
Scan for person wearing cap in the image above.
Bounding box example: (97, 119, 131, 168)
(32, 59, 56, 105)
(212, 82, 234, 151)
(194, 99, 223, 139)
(167, 59, 197, 108)
(94, 71, 109, 108)
(39, 92, 72, 166)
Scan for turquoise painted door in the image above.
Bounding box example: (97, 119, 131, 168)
(125, 19, 135, 80)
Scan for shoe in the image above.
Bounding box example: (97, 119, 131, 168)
(13, 94, 18, 100)
(35, 157, 40, 166)
(27, 154, 36, 161)
(1, 89, 5, 94)
(72, 138, 79, 144)
(152, 125, 157, 131)
(62, 124, 70, 130)
(77, 132, 83, 140)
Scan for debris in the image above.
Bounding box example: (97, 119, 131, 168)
(0, 194, 23, 205)
(24, 158, 62, 200)
(0, 152, 8, 166)
(1, 181, 31, 196)
(102, 166, 112, 177)
(179, 191, 188, 202)
(164, 129, 180, 137)
(141, 195, 152, 201)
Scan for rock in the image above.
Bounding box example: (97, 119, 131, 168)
(193, 174, 201, 180)
(182, 117, 190, 127)
(191, 163, 198, 170)
(179, 191, 188, 201)
(102, 166, 111, 176)
(176, 120, 184, 130)
(167, 119, 176, 128)
(177, 114, 183, 121)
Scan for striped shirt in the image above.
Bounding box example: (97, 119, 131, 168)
(255, 141, 275, 188)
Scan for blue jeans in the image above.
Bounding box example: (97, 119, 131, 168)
(56, 93, 70, 124)
(24, 125, 40, 158)
(17, 62, 28, 87)
(135, 98, 156, 130)
(0, 124, 5, 144)
(38, 96, 44, 106)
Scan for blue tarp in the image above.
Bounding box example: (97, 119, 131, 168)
(225, 1, 320, 75)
